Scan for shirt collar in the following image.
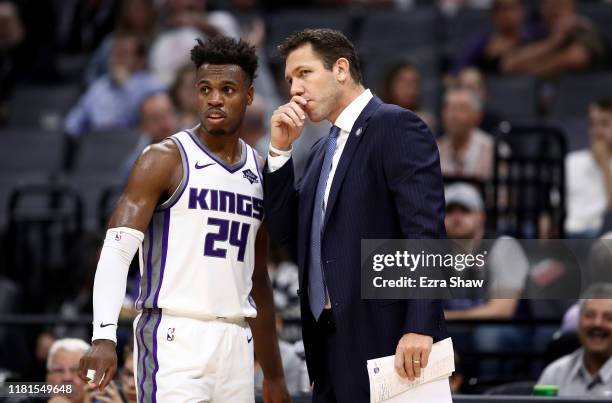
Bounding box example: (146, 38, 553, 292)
(573, 348, 612, 385)
(332, 89, 373, 134)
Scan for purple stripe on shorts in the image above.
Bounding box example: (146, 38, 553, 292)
(153, 209, 170, 307)
(138, 310, 152, 402)
(150, 310, 163, 403)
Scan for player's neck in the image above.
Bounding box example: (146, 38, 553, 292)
(195, 126, 243, 165)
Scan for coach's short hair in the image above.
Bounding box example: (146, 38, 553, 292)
(278, 29, 362, 85)
(46, 338, 90, 370)
(190, 36, 258, 83)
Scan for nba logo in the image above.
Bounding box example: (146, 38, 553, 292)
(114, 232, 122, 241)
(166, 327, 175, 341)
(374, 367, 379, 374)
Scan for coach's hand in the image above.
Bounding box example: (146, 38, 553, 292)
(263, 376, 291, 403)
(78, 339, 117, 391)
(394, 333, 433, 381)
(270, 96, 308, 153)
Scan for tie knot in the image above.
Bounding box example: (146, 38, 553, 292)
(329, 125, 340, 139)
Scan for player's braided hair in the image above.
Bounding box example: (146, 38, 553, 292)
(190, 36, 258, 83)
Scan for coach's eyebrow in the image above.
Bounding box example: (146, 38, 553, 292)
(285, 65, 308, 82)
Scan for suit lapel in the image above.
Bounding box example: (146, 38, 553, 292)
(322, 96, 382, 231)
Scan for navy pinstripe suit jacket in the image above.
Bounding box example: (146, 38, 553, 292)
(264, 96, 447, 398)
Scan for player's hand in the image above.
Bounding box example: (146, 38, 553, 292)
(270, 96, 308, 153)
(78, 339, 118, 391)
(262, 377, 291, 403)
(394, 333, 433, 381)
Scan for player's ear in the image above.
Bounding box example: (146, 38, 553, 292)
(247, 85, 254, 105)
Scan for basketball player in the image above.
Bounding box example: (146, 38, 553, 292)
(78, 36, 290, 403)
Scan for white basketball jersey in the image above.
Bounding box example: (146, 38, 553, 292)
(135, 129, 264, 319)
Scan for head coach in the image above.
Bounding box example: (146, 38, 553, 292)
(263, 28, 448, 403)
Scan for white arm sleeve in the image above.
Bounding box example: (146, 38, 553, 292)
(92, 227, 144, 343)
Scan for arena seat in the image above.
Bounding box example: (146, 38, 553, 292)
(7, 84, 82, 130)
(550, 73, 612, 118)
(486, 76, 538, 122)
(72, 128, 140, 173)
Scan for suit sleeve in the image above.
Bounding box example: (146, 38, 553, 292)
(263, 157, 299, 260)
(382, 109, 448, 340)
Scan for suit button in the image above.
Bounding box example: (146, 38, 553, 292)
(296, 289, 301, 297)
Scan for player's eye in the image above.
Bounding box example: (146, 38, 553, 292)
(224, 87, 235, 94)
(200, 87, 210, 95)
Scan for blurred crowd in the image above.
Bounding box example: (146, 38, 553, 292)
(1, 0, 612, 400)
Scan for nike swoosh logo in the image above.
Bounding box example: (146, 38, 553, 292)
(247, 336, 253, 343)
(100, 323, 116, 328)
(195, 162, 215, 169)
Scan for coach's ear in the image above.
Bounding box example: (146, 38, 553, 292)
(247, 85, 254, 105)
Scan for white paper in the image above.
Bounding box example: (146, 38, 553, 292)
(383, 378, 453, 403)
(367, 337, 455, 403)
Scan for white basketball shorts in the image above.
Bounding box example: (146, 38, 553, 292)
(133, 309, 254, 403)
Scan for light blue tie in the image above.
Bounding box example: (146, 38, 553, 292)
(309, 125, 340, 320)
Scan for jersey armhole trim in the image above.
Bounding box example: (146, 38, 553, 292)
(157, 135, 189, 211)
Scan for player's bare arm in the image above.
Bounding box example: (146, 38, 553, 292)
(246, 223, 291, 403)
(78, 140, 182, 390)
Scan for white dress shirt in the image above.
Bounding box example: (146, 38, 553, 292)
(268, 89, 373, 308)
(267, 89, 373, 212)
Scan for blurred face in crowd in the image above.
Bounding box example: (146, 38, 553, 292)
(445, 204, 485, 240)
(120, 350, 137, 403)
(285, 43, 344, 123)
(388, 66, 421, 111)
(46, 349, 86, 403)
(0, 1, 24, 50)
(540, 0, 575, 27)
(166, 0, 205, 15)
(109, 35, 144, 83)
(177, 68, 198, 114)
(589, 105, 612, 149)
(196, 64, 253, 137)
(443, 89, 482, 140)
(121, 0, 156, 33)
(141, 93, 178, 143)
(579, 298, 612, 358)
(457, 68, 487, 102)
(491, 0, 523, 34)
(241, 96, 266, 147)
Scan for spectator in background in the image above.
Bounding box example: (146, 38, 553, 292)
(452, 66, 506, 134)
(240, 96, 269, 155)
(46, 338, 89, 403)
(84, 0, 159, 86)
(64, 32, 163, 138)
(381, 61, 437, 132)
(443, 182, 529, 319)
(452, 0, 535, 74)
(566, 99, 612, 238)
(120, 92, 178, 179)
(118, 343, 137, 403)
(537, 284, 612, 397)
(149, 0, 241, 86)
(437, 88, 494, 180)
(502, 0, 606, 77)
(59, 0, 119, 54)
(0, 0, 25, 125)
(169, 64, 198, 129)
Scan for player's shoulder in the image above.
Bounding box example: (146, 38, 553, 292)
(134, 138, 181, 174)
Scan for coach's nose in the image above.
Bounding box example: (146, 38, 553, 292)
(290, 80, 305, 97)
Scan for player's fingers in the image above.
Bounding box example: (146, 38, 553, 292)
(394, 348, 408, 378)
(99, 366, 116, 390)
(77, 357, 89, 382)
(93, 367, 104, 388)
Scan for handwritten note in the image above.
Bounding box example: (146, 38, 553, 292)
(367, 337, 455, 403)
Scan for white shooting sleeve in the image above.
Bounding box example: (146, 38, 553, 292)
(91, 227, 144, 343)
